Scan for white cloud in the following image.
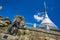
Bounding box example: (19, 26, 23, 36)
(34, 13, 44, 22)
(0, 6, 2, 10)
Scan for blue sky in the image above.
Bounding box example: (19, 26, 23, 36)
(0, 0, 60, 28)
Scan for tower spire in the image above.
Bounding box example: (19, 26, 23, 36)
(44, 1, 48, 18)
(44, 1, 47, 13)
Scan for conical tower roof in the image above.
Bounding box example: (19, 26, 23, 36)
(40, 2, 58, 30)
(41, 13, 53, 24)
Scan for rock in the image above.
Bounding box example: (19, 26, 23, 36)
(0, 33, 19, 40)
(19, 35, 29, 40)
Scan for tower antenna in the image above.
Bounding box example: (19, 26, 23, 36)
(43, 1, 48, 18)
(44, 1, 47, 13)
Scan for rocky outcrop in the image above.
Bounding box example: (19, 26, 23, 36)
(0, 27, 60, 40)
(0, 15, 60, 40)
(0, 16, 11, 26)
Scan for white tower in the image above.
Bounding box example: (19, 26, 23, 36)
(33, 23, 36, 28)
(40, 2, 58, 30)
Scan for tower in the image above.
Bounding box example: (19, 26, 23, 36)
(33, 23, 36, 28)
(40, 1, 58, 30)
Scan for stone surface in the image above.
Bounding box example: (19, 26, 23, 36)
(0, 27, 60, 40)
(0, 33, 19, 40)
